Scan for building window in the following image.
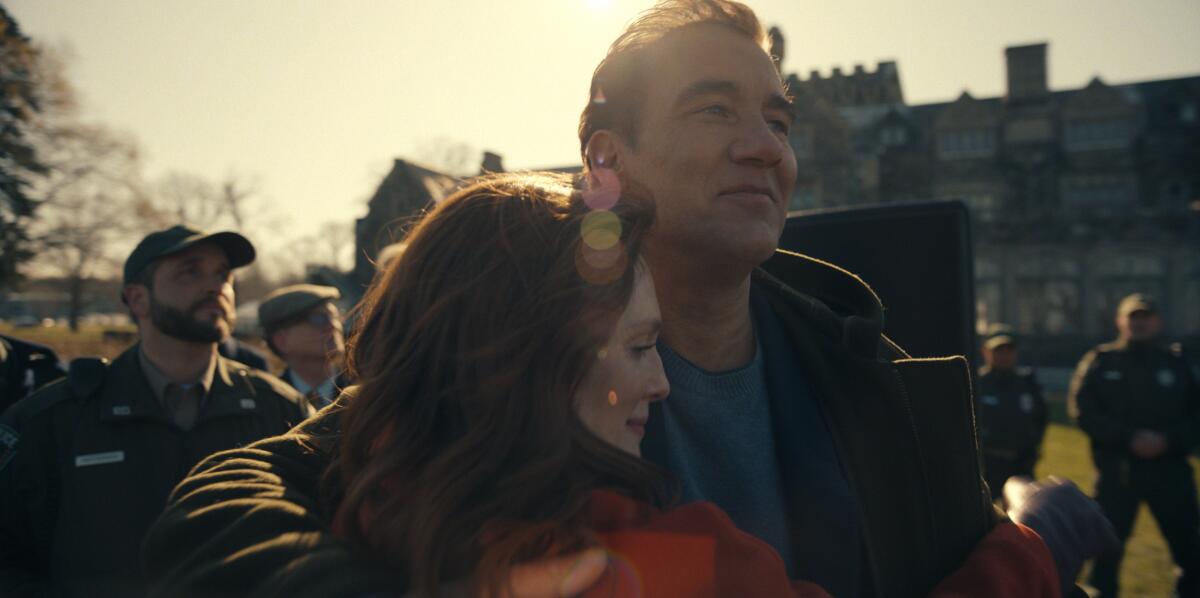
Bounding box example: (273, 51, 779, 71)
(975, 280, 1004, 334)
(1016, 279, 1082, 335)
(790, 125, 814, 159)
(879, 125, 908, 147)
(1181, 102, 1198, 124)
(1064, 118, 1132, 150)
(937, 128, 996, 159)
(1061, 175, 1136, 208)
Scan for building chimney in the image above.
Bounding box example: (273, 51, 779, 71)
(479, 151, 504, 174)
(1005, 43, 1049, 102)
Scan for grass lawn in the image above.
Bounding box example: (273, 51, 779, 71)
(0, 323, 136, 361)
(1038, 399, 1198, 597)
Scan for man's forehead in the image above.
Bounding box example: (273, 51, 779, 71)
(645, 23, 780, 96)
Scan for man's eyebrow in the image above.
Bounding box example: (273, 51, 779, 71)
(672, 79, 739, 109)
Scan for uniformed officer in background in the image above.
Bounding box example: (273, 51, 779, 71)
(0, 334, 66, 413)
(0, 224, 313, 596)
(975, 324, 1048, 501)
(258, 284, 348, 408)
(1069, 293, 1200, 598)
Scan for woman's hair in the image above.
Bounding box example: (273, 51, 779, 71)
(328, 172, 669, 596)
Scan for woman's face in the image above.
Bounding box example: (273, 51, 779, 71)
(575, 266, 670, 456)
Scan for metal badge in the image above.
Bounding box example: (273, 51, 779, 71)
(1103, 371, 1123, 381)
(75, 451, 125, 467)
(240, 398, 256, 410)
(112, 406, 132, 416)
(1020, 393, 1034, 413)
(1158, 369, 1176, 388)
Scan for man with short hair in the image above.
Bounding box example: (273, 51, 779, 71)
(0, 225, 313, 596)
(144, 2, 1102, 595)
(975, 324, 1048, 501)
(258, 284, 347, 408)
(1070, 293, 1200, 598)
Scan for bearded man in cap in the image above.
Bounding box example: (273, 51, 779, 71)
(1070, 293, 1200, 597)
(0, 225, 313, 597)
(975, 324, 1048, 501)
(259, 284, 348, 408)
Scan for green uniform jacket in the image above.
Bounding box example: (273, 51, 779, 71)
(975, 367, 1048, 460)
(1069, 339, 1200, 462)
(0, 346, 314, 597)
(142, 250, 1003, 598)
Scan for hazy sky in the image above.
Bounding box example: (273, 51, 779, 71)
(9, 0, 1200, 249)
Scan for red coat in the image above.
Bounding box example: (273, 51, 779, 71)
(585, 490, 1059, 598)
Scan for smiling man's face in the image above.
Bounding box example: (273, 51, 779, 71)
(617, 23, 796, 271)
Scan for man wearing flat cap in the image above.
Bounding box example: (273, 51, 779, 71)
(259, 284, 348, 408)
(974, 324, 1047, 501)
(1069, 293, 1200, 597)
(0, 224, 313, 596)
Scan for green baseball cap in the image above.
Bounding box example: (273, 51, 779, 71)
(258, 284, 341, 332)
(124, 225, 256, 284)
(982, 323, 1017, 350)
(1117, 293, 1157, 317)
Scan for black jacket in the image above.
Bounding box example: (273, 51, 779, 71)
(1069, 339, 1200, 462)
(974, 366, 1048, 460)
(0, 334, 66, 414)
(0, 346, 313, 597)
(142, 250, 1002, 598)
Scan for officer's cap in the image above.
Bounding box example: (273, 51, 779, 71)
(982, 323, 1017, 350)
(258, 284, 341, 332)
(1117, 293, 1158, 318)
(124, 225, 255, 285)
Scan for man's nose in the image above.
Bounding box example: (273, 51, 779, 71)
(731, 119, 785, 168)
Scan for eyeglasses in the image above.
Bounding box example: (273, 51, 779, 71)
(301, 311, 337, 329)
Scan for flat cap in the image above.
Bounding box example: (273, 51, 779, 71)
(258, 284, 341, 331)
(983, 323, 1017, 350)
(1117, 293, 1157, 317)
(124, 225, 255, 284)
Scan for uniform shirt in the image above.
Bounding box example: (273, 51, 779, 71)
(975, 366, 1047, 460)
(285, 370, 338, 408)
(138, 347, 216, 430)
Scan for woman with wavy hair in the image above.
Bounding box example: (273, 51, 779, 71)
(325, 172, 1059, 598)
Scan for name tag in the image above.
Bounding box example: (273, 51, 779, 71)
(980, 395, 999, 406)
(75, 451, 125, 467)
(240, 399, 256, 410)
(112, 406, 132, 416)
(1103, 371, 1123, 381)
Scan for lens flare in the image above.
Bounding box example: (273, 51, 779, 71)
(583, 167, 620, 211)
(608, 390, 618, 406)
(575, 240, 628, 286)
(581, 210, 621, 250)
(592, 87, 608, 105)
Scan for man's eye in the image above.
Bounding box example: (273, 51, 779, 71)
(699, 105, 731, 117)
(768, 119, 791, 135)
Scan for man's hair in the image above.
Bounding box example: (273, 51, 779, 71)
(121, 260, 160, 321)
(577, 0, 771, 167)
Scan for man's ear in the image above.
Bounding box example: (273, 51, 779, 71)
(124, 285, 150, 321)
(271, 329, 290, 359)
(585, 130, 625, 173)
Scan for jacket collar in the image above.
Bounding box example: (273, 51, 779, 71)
(756, 249, 904, 360)
(98, 347, 261, 425)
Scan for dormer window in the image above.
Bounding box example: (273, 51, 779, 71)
(937, 128, 996, 159)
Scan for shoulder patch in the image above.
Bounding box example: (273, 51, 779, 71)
(0, 423, 18, 471)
